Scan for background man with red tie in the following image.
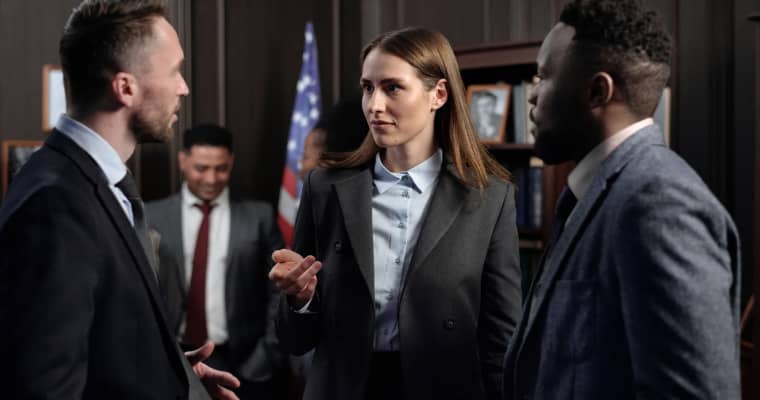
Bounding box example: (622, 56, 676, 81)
(147, 123, 285, 400)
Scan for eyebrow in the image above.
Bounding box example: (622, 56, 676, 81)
(359, 77, 404, 86)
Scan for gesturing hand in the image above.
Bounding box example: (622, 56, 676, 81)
(269, 249, 322, 309)
(185, 341, 241, 400)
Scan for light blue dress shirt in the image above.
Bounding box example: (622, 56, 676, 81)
(55, 115, 133, 225)
(372, 149, 442, 351)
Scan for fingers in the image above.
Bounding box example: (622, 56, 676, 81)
(184, 340, 214, 365)
(195, 362, 241, 400)
(271, 248, 303, 263)
(208, 384, 239, 400)
(279, 259, 322, 296)
(203, 366, 241, 388)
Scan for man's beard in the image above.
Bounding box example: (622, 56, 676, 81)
(130, 108, 174, 144)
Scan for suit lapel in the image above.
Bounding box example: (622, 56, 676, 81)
(405, 163, 468, 283)
(516, 126, 664, 352)
(333, 169, 375, 296)
(166, 194, 187, 291)
(225, 199, 244, 319)
(46, 131, 190, 387)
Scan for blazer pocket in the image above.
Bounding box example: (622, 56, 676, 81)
(545, 279, 595, 362)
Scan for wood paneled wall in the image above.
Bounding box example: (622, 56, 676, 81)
(0, 0, 81, 142)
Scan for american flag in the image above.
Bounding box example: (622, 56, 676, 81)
(278, 21, 321, 247)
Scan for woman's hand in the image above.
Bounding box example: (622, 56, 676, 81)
(268, 249, 322, 309)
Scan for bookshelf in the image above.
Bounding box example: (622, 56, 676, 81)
(455, 41, 574, 294)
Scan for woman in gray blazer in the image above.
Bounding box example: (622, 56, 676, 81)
(270, 27, 522, 400)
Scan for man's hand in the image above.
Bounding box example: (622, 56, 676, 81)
(185, 341, 241, 400)
(268, 249, 322, 309)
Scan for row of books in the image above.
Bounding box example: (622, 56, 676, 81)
(514, 157, 543, 230)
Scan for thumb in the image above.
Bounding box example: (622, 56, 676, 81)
(184, 340, 214, 365)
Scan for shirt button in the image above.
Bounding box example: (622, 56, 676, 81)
(397, 222, 406, 229)
(394, 258, 401, 265)
(443, 319, 455, 330)
(402, 191, 409, 198)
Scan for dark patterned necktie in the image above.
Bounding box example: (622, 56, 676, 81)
(527, 186, 577, 316)
(116, 171, 157, 275)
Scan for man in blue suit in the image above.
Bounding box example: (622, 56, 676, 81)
(503, 1, 741, 399)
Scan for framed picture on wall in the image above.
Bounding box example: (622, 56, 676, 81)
(466, 83, 511, 144)
(42, 64, 66, 132)
(2, 140, 43, 196)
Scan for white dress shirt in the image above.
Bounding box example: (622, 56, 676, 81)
(179, 183, 231, 344)
(371, 149, 442, 351)
(566, 118, 654, 223)
(55, 115, 133, 224)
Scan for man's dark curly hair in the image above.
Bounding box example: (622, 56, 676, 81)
(559, 0, 672, 117)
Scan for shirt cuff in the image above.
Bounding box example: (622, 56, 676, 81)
(293, 296, 314, 314)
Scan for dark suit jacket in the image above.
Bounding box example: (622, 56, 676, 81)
(147, 193, 284, 382)
(503, 125, 741, 399)
(277, 159, 523, 400)
(0, 130, 209, 399)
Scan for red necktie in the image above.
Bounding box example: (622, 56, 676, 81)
(184, 202, 214, 347)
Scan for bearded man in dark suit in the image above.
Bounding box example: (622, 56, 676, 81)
(0, 1, 239, 399)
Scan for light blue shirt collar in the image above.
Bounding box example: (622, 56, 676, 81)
(373, 149, 443, 194)
(55, 114, 127, 185)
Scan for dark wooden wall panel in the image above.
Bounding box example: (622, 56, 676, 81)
(401, 0, 486, 47)
(735, 0, 759, 310)
(0, 0, 81, 144)
(223, 0, 335, 205)
(141, 0, 193, 201)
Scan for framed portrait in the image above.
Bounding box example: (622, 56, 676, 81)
(2, 140, 43, 196)
(42, 64, 66, 132)
(467, 84, 511, 144)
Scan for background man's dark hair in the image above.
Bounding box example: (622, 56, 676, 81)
(560, 0, 672, 117)
(319, 95, 368, 153)
(59, 0, 168, 116)
(182, 123, 234, 153)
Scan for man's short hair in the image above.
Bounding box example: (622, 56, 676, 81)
(59, 0, 168, 114)
(182, 124, 234, 153)
(560, 0, 672, 117)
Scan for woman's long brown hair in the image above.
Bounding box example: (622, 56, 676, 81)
(322, 27, 510, 189)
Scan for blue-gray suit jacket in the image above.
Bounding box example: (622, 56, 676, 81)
(503, 125, 741, 399)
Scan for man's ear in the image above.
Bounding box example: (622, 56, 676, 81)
(589, 72, 614, 109)
(177, 150, 187, 172)
(431, 79, 448, 111)
(111, 72, 138, 107)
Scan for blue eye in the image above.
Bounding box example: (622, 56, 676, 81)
(386, 84, 400, 93)
(361, 83, 374, 93)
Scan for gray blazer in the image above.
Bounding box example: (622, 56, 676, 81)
(278, 159, 523, 400)
(503, 125, 741, 399)
(146, 193, 284, 383)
